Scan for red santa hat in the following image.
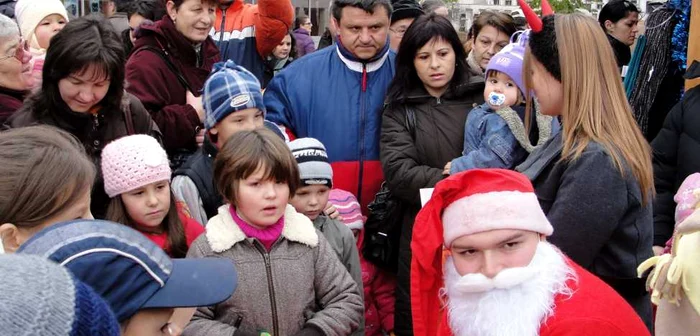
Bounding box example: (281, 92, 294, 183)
(410, 169, 553, 336)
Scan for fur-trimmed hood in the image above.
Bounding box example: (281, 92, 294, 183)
(206, 204, 319, 253)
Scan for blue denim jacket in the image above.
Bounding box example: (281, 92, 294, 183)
(450, 103, 560, 174)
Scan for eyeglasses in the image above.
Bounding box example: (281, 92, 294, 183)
(390, 27, 407, 37)
(0, 38, 29, 62)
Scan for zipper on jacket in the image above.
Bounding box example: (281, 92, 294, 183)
(357, 63, 367, 205)
(218, 4, 229, 55)
(254, 242, 279, 335)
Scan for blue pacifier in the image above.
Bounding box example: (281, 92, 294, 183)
(488, 92, 507, 107)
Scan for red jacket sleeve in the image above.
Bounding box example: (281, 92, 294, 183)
(254, 0, 294, 58)
(373, 269, 397, 332)
(126, 50, 201, 152)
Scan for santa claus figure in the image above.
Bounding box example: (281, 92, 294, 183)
(410, 169, 650, 336)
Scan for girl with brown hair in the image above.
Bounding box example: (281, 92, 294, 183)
(102, 134, 204, 258)
(0, 125, 95, 253)
(185, 128, 363, 335)
(516, 7, 654, 330)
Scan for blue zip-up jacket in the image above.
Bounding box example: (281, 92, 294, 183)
(264, 42, 395, 211)
(451, 103, 560, 174)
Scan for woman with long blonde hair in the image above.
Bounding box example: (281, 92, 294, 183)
(516, 10, 654, 330)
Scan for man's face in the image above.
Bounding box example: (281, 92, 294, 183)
(450, 229, 540, 278)
(334, 6, 390, 60)
(389, 17, 414, 51)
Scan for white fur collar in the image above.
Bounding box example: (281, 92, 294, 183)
(206, 204, 318, 253)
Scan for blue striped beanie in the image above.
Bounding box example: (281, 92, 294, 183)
(0, 254, 120, 336)
(203, 60, 265, 130)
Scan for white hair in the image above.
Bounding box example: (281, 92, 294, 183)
(0, 14, 19, 42)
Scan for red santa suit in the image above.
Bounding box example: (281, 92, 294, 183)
(409, 169, 650, 336)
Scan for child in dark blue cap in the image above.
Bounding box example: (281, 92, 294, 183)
(17, 219, 238, 336)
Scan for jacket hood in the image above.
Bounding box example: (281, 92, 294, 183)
(132, 16, 219, 65)
(293, 28, 310, 36)
(205, 204, 319, 253)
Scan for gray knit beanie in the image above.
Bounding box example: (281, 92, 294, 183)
(0, 254, 120, 336)
(288, 138, 333, 187)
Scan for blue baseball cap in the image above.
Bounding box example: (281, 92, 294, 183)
(17, 220, 237, 322)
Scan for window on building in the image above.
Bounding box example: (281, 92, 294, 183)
(493, 0, 500, 5)
(505, 0, 512, 5)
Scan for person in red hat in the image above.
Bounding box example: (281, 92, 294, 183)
(410, 169, 650, 336)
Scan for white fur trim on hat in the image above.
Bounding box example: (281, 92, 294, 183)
(442, 191, 553, 247)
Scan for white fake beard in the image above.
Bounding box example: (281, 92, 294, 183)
(443, 241, 577, 336)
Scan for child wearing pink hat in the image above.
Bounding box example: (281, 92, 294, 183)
(101, 134, 204, 258)
(329, 189, 396, 336)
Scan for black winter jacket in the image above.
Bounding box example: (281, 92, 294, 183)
(517, 132, 654, 330)
(380, 76, 484, 336)
(651, 63, 700, 246)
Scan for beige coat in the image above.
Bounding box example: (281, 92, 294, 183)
(183, 204, 364, 336)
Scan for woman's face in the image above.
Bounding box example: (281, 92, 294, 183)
(58, 64, 111, 113)
(167, 0, 216, 43)
(530, 57, 563, 116)
(34, 14, 67, 50)
(129, 13, 147, 43)
(472, 25, 510, 70)
(0, 36, 34, 91)
(413, 37, 456, 98)
(272, 34, 292, 59)
(605, 11, 639, 46)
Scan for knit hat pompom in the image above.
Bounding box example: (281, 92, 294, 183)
(528, 15, 561, 81)
(101, 135, 171, 197)
(203, 60, 265, 130)
(0, 254, 120, 336)
(288, 138, 333, 188)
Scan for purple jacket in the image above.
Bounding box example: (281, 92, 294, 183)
(293, 28, 315, 58)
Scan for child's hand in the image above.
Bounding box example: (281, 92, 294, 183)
(443, 161, 452, 175)
(324, 201, 340, 219)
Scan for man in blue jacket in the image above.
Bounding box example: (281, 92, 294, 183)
(264, 0, 396, 213)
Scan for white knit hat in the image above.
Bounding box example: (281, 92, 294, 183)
(101, 135, 171, 198)
(15, 0, 69, 50)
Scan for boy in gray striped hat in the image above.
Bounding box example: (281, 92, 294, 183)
(288, 138, 365, 334)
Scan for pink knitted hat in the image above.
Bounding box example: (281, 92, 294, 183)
(101, 135, 171, 198)
(328, 189, 364, 231)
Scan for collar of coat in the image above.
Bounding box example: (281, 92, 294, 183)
(205, 204, 319, 253)
(335, 37, 392, 74)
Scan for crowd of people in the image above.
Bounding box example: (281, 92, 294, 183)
(0, 0, 697, 335)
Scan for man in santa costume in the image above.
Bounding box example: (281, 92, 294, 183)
(410, 169, 650, 336)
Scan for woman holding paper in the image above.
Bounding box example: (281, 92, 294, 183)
(379, 14, 484, 335)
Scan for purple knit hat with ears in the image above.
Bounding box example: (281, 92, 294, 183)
(485, 31, 527, 95)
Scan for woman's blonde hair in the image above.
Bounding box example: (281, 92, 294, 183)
(525, 13, 653, 202)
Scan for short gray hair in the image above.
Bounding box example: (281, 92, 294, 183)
(0, 14, 19, 42)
